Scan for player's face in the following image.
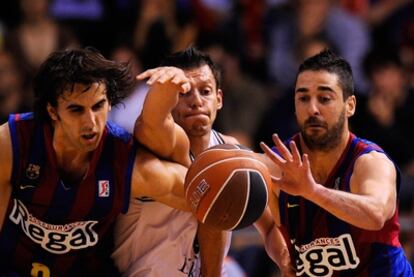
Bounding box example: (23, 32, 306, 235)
(294, 70, 355, 151)
(172, 64, 222, 137)
(47, 82, 110, 152)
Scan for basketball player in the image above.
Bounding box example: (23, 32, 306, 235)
(0, 48, 190, 276)
(112, 47, 293, 276)
(260, 50, 413, 276)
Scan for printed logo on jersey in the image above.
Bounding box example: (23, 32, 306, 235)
(98, 180, 110, 197)
(294, 234, 360, 276)
(26, 163, 40, 180)
(9, 199, 99, 254)
(179, 253, 201, 276)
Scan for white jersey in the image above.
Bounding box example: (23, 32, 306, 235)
(112, 130, 229, 277)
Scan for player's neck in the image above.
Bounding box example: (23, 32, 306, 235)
(301, 130, 351, 184)
(52, 131, 92, 174)
(189, 133, 211, 157)
(54, 147, 91, 186)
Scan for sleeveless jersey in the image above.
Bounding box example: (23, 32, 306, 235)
(278, 133, 413, 277)
(0, 113, 136, 276)
(112, 129, 230, 277)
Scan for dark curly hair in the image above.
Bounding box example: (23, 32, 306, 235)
(33, 47, 135, 122)
(297, 49, 354, 99)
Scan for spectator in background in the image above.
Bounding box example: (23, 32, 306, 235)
(4, 0, 77, 100)
(203, 42, 270, 148)
(266, 0, 370, 93)
(0, 50, 30, 124)
(0, 21, 4, 49)
(340, 0, 412, 26)
(50, 0, 139, 54)
(351, 49, 414, 214)
(400, 20, 414, 89)
(132, 0, 197, 69)
(352, 49, 414, 175)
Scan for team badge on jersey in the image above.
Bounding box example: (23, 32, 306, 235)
(26, 163, 40, 180)
(98, 180, 110, 197)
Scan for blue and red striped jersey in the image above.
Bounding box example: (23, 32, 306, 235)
(278, 133, 413, 276)
(0, 113, 136, 276)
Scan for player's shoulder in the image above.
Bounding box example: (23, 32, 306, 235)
(353, 150, 395, 177)
(0, 122, 12, 182)
(106, 120, 133, 143)
(355, 150, 393, 167)
(218, 133, 239, 145)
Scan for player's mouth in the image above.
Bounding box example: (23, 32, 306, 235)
(186, 111, 209, 119)
(306, 124, 326, 129)
(81, 133, 98, 143)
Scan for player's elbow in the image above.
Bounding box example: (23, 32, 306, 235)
(368, 207, 392, 231)
(369, 214, 386, 230)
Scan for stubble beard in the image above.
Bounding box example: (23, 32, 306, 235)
(299, 111, 346, 152)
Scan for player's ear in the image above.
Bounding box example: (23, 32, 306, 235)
(345, 95, 356, 117)
(216, 89, 223, 110)
(47, 103, 59, 121)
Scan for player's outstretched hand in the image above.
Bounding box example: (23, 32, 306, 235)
(260, 134, 318, 199)
(137, 66, 191, 94)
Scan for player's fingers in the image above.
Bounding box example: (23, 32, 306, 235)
(136, 68, 157, 80)
(272, 134, 293, 162)
(303, 154, 310, 171)
(146, 70, 166, 85)
(289, 140, 302, 166)
(170, 73, 188, 84)
(180, 82, 191, 93)
(260, 142, 285, 165)
(157, 70, 175, 83)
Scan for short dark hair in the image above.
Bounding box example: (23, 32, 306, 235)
(33, 47, 134, 122)
(297, 49, 354, 99)
(161, 47, 222, 89)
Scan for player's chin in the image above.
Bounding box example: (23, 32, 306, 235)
(189, 123, 210, 136)
(80, 136, 100, 150)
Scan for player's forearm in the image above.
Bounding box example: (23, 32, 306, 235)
(307, 184, 393, 230)
(198, 223, 229, 277)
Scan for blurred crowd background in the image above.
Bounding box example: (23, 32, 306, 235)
(0, 0, 413, 276)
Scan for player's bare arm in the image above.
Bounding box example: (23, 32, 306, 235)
(130, 147, 190, 211)
(254, 208, 295, 277)
(0, 123, 13, 230)
(135, 67, 192, 167)
(261, 133, 397, 231)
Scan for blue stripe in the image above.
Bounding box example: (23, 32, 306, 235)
(369, 244, 413, 276)
(123, 142, 136, 213)
(8, 114, 20, 187)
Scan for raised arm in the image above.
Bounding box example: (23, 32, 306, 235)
(131, 148, 190, 211)
(134, 67, 191, 166)
(261, 134, 397, 231)
(0, 123, 13, 230)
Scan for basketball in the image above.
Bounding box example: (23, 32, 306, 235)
(184, 144, 270, 230)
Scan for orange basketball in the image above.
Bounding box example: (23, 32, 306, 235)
(184, 144, 270, 230)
